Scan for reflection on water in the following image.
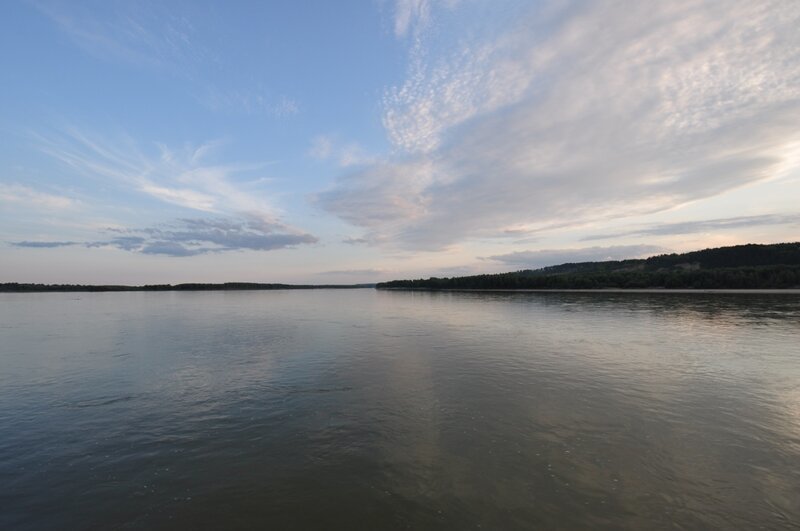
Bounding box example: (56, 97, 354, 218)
(1, 290, 799, 529)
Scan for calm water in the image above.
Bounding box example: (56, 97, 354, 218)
(1, 290, 799, 530)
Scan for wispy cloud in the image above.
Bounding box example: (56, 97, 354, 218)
(36, 128, 283, 219)
(0, 184, 77, 210)
(26, 128, 321, 256)
(308, 135, 373, 168)
(308, 135, 334, 160)
(583, 214, 800, 241)
(486, 245, 667, 269)
(392, 0, 463, 38)
(393, 0, 431, 38)
(13, 216, 317, 257)
(321, 1, 800, 251)
(198, 88, 300, 117)
(318, 268, 386, 276)
(33, 1, 301, 119)
(270, 96, 300, 117)
(31, 0, 204, 70)
(435, 264, 484, 277)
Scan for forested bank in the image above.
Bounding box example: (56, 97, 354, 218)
(377, 243, 800, 290)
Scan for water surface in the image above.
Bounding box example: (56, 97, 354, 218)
(1, 290, 799, 529)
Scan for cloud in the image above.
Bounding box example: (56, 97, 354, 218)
(36, 128, 288, 221)
(198, 88, 300, 117)
(34, 2, 300, 120)
(10, 241, 79, 248)
(270, 96, 300, 117)
(435, 264, 484, 277)
(139, 241, 199, 257)
(487, 245, 667, 269)
(88, 236, 146, 251)
(0, 184, 77, 210)
(308, 135, 373, 168)
(318, 268, 386, 276)
(319, 159, 434, 240)
(342, 237, 369, 245)
(31, 0, 204, 69)
(582, 213, 800, 241)
(94, 216, 318, 257)
(392, 0, 463, 38)
(308, 136, 334, 160)
(393, 0, 431, 38)
(13, 216, 317, 257)
(321, 0, 800, 251)
(26, 128, 320, 257)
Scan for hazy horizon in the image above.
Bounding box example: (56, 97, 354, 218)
(2, 1, 800, 284)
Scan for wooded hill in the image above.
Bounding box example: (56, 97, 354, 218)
(377, 243, 800, 290)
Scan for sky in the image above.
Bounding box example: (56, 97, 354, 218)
(1, 0, 799, 285)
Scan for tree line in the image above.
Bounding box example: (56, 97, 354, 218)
(377, 242, 800, 290)
(0, 282, 376, 292)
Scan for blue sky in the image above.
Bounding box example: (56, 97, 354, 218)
(2, 0, 799, 284)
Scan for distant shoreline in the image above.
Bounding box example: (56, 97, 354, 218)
(376, 287, 800, 294)
(0, 283, 375, 293)
(3, 285, 800, 295)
